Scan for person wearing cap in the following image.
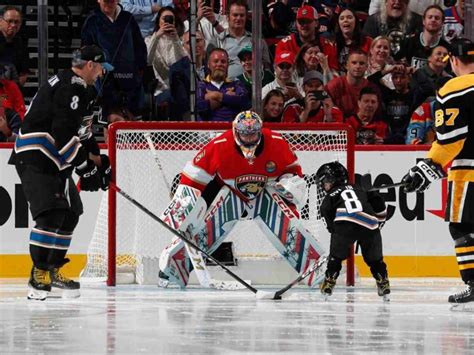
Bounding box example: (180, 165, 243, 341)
(236, 45, 274, 101)
(262, 51, 301, 105)
(402, 38, 474, 306)
(8, 45, 114, 301)
(275, 5, 338, 72)
(282, 70, 343, 123)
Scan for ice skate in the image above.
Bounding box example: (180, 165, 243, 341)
(320, 274, 337, 300)
(158, 270, 170, 288)
(50, 267, 80, 298)
(449, 282, 473, 310)
(27, 266, 51, 300)
(376, 275, 390, 302)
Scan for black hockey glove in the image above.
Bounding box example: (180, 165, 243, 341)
(98, 154, 112, 191)
(402, 159, 445, 193)
(76, 160, 101, 192)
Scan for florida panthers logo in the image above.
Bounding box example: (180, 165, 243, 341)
(236, 174, 267, 199)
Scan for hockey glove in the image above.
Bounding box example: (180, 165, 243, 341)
(76, 160, 101, 192)
(98, 154, 112, 191)
(402, 159, 445, 193)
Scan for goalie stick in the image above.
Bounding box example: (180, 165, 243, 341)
(110, 182, 275, 297)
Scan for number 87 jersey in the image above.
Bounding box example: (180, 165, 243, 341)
(319, 184, 387, 234)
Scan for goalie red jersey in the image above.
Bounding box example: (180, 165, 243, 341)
(180, 128, 302, 202)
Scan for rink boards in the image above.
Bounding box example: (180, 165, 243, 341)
(0, 144, 458, 278)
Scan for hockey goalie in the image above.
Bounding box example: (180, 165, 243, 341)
(159, 111, 326, 289)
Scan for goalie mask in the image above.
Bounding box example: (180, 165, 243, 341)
(315, 161, 348, 192)
(232, 111, 263, 160)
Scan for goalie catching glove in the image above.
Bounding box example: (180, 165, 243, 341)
(270, 174, 307, 210)
(76, 159, 101, 191)
(402, 159, 445, 193)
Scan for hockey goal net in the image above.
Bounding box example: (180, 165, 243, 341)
(81, 122, 355, 286)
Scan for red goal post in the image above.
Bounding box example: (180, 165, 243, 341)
(83, 121, 355, 286)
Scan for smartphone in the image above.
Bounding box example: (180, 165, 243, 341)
(163, 15, 174, 25)
(286, 82, 297, 88)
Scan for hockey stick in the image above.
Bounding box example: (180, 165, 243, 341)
(256, 255, 328, 300)
(368, 182, 407, 192)
(109, 182, 278, 297)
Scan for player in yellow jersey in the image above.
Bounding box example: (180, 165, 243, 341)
(402, 38, 474, 306)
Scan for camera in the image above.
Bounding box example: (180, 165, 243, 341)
(309, 90, 328, 100)
(163, 15, 174, 25)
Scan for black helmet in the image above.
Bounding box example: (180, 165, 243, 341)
(315, 161, 348, 191)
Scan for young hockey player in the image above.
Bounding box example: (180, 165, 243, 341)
(158, 110, 326, 289)
(9, 45, 113, 300)
(316, 161, 390, 301)
(402, 38, 474, 306)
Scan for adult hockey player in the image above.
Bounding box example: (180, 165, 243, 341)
(316, 161, 390, 301)
(158, 110, 326, 289)
(9, 45, 113, 300)
(402, 38, 474, 306)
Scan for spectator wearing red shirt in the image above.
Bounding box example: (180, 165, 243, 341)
(275, 5, 338, 71)
(282, 70, 343, 123)
(0, 76, 25, 119)
(326, 50, 380, 118)
(346, 87, 387, 145)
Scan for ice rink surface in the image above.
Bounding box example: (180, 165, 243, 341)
(1, 278, 473, 354)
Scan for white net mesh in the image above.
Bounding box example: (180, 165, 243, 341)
(81, 122, 353, 285)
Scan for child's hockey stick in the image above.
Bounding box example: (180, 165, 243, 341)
(368, 182, 407, 192)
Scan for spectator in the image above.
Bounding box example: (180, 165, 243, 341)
(262, 89, 285, 122)
(443, 2, 463, 43)
(366, 36, 395, 89)
(294, 42, 333, 88)
(184, 0, 227, 45)
(0, 94, 20, 142)
(145, 7, 187, 118)
(346, 87, 387, 145)
(121, 0, 175, 38)
(196, 48, 250, 121)
(0, 73, 26, 119)
(397, 5, 448, 70)
(264, 0, 292, 38)
(0, 6, 30, 87)
(236, 45, 274, 102)
(326, 50, 380, 118)
(183, 30, 207, 80)
(275, 5, 338, 71)
(369, 0, 445, 16)
(363, 0, 423, 57)
(410, 44, 451, 105)
(369, 63, 416, 144)
(212, 0, 271, 79)
(283, 70, 343, 123)
(262, 51, 302, 105)
(103, 105, 134, 141)
(82, 0, 147, 121)
(335, 8, 372, 73)
(405, 99, 435, 145)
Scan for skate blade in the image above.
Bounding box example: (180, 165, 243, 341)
(27, 286, 49, 301)
(450, 303, 474, 312)
(61, 289, 80, 298)
(382, 294, 390, 302)
(322, 294, 331, 301)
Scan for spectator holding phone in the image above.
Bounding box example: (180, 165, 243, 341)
(146, 7, 187, 115)
(121, 0, 175, 38)
(262, 51, 302, 105)
(282, 70, 343, 123)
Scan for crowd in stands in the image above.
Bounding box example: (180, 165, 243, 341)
(0, 0, 468, 144)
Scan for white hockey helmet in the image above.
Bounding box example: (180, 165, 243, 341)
(232, 111, 263, 160)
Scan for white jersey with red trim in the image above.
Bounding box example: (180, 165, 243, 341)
(180, 128, 302, 202)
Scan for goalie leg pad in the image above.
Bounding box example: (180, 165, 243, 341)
(159, 237, 192, 288)
(252, 188, 327, 287)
